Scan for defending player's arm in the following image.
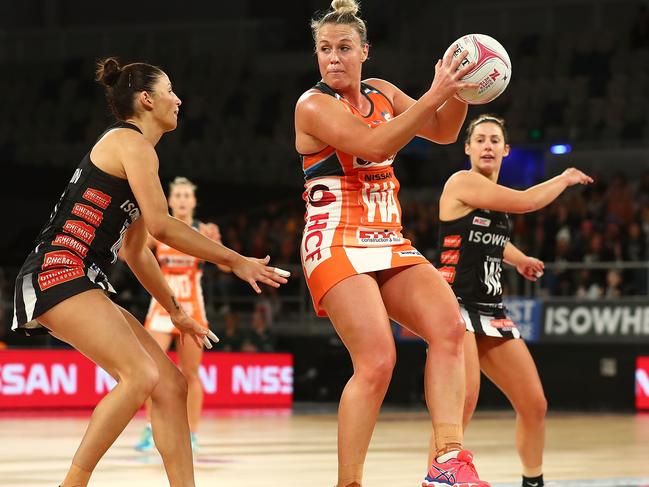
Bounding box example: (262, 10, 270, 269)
(119, 217, 217, 348)
(444, 167, 593, 214)
(118, 133, 287, 293)
(198, 222, 232, 273)
(296, 50, 476, 162)
(504, 242, 544, 282)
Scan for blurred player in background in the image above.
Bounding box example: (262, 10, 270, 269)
(436, 115, 593, 487)
(135, 176, 231, 454)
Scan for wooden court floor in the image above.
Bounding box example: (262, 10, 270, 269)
(1, 407, 648, 487)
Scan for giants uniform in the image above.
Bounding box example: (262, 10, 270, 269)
(438, 208, 521, 339)
(144, 226, 208, 334)
(12, 122, 142, 336)
(300, 81, 428, 316)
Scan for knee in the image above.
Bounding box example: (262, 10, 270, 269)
(152, 367, 188, 404)
(354, 353, 396, 392)
(517, 393, 548, 423)
(426, 314, 465, 354)
(121, 357, 160, 400)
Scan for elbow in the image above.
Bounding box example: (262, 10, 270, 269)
(436, 133, 459, 145)
(363, 147, 392, 163)
(517, 201, 537, 214)
(146, 219, 168, 242)
(368, 152, 391, 163)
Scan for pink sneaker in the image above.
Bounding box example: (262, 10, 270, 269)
(422, 449, 490, 487)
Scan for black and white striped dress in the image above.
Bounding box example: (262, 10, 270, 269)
(437, 209, 520, 339)
(12, 122, 142, 336)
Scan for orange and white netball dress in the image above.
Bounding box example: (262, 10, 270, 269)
(300, 81, 429, 316)
(144, 226, 208, 334)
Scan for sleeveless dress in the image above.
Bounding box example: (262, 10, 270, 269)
(300, 81, 429, 316)
(12, 122, 142, 336)
(438, 208, 521, 339)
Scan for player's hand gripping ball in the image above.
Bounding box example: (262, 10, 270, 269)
(445, 33, 512, 104)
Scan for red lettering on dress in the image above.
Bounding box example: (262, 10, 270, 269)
(82, 188, 111, 209)
(52, 234, 89, 258)
(42, 250, 84, 270)
(38, 268, 85, 291)
(72, 203, 103, 227)
(63, 220, 96, 245)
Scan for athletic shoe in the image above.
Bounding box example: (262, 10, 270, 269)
(134, 424, 155, 452)
(422, 449, 490, 487)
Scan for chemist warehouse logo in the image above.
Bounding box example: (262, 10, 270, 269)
(543, 303, 649, 343)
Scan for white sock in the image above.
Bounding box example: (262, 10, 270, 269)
(436, 450, 460, 463)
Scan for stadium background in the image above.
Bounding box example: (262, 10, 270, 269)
(1, 0, 649, 412)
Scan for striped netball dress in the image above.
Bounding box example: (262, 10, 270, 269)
(144, 229, 208, 334)
(12, 122, 142, 336)
(300, 81, 429, 317)
(437, 208, 521, 339)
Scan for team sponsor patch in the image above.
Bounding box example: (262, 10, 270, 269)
(440, 250, 460, 265)
(82, 188, 112, 209)
(438, 266, 456, 283)
(443, 235, 462, 248)
(357, 228, 403, 246)
(38, 267, 85, 291)
(395, 250, 423, 257)
(72, 203, 104, 227)
(63, 220, 96, 245)
(490, 318, 517, 331)
(52, 234, 89, 258)
(42, 250, 84, 270)
(472, 216, 491, 227)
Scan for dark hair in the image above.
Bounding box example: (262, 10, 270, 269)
(95, 57, 164, 120)
(311, 0, 368, 45)
(464, 114, 509, 144)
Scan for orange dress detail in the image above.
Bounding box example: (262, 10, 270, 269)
(144, 238, 208, 334)
(300, 81, 429, 316)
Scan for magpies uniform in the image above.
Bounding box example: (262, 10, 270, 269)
(12, 122, 142, 336)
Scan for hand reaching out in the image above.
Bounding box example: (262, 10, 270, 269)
(561, 168, 593, 187)
(171, 311, 220, 349)
(516, 256, 545, 282)
(230, 254, 290, 294)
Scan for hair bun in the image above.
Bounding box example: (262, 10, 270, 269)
(331, 0, 359, 16)
(96, 57, 122, 87)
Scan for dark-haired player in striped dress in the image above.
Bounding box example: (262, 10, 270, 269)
(12, 57, 287, 487)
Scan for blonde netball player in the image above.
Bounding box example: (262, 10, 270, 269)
(12, 57, 287, 487)
(295, 1, 488, 486)
(436, 115, 592, 487)
(135, 177, 230, 453)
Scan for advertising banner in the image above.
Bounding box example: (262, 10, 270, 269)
(0, 349, 293, 409)
(636, 357, 649, 410)
(543, 301, 649, 343)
